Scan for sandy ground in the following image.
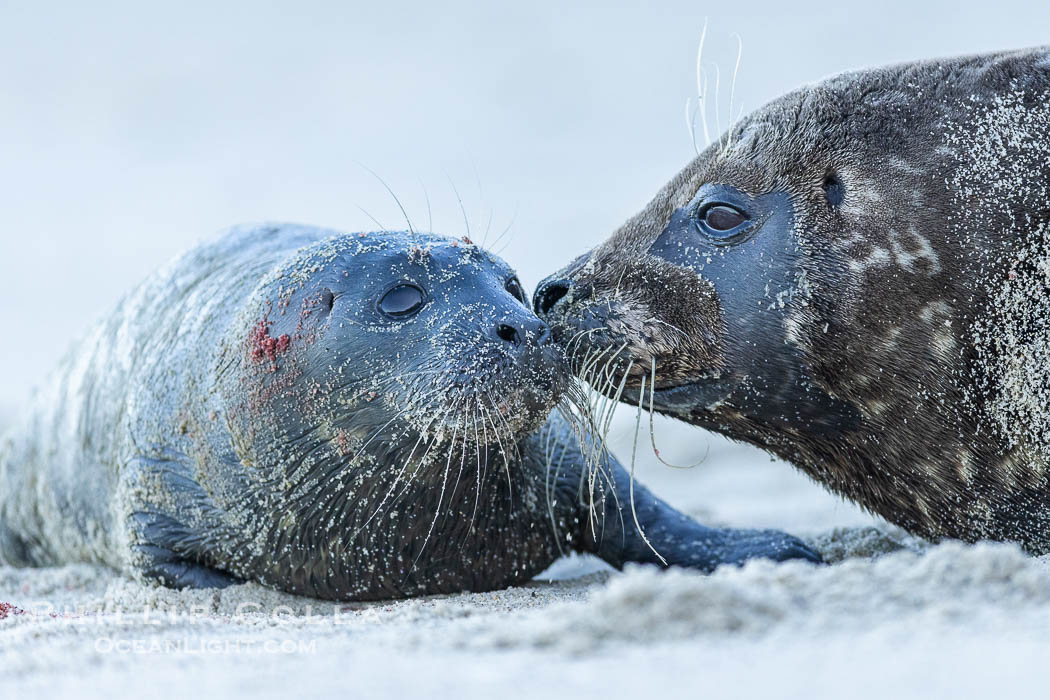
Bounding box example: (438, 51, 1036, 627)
(3, 416, 1048, 699)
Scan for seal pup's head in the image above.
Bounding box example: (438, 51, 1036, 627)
(535, 48, 1050, 548)
(209, 231, 571, 599)
(231, 231, 563, 445)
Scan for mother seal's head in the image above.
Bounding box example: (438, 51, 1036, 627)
(535, 47, 1050, 551)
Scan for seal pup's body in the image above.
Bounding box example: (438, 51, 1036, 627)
(0, 224, 817, 601)
(536, 47, 1050, 552)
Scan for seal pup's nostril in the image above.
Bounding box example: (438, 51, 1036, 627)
(534, 279, 570, 315)
(497, 323, 521, 345)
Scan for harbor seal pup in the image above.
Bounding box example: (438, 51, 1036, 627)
(534, 47, 1050, 552)
(0, 224, 818, 601)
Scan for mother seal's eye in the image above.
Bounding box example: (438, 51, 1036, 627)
(505, 277, 527, 305)
(699, 204, 749, 235)
(378, 284, 426, 318)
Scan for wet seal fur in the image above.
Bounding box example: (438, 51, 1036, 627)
(0, 224, 818, 601)
(536, 47, 1050, 553)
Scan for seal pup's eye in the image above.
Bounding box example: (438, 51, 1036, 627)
(698, 204, 749, 237)
(378, 284, 426, 318)
(505, 277, 527, 305)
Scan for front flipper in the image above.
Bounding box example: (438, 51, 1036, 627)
(138, 548, 242, 589)
(125, 453, 245, 590)
(538, 415, 821, 571)
(133, 517, 244, 589)
(583, 477, 822, 571)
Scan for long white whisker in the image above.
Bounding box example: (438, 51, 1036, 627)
(695, 18, 711, 149)
(420, 179, 433, 233)
(630, 374, 667, 565)
(714, 63, 723, 152)
(726, 32, 743, 154)
(356, 205, 386, 232)
(358, 162, 415, 235)
(446, 174, 471, 241)
(407, 409, 463, 577)
(648, 356, 707, 469)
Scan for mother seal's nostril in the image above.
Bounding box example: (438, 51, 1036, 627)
(534, 279, 570, 315)
(497, 323, 521, 345)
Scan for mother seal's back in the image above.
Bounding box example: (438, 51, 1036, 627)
(0, 224, 817, 600)
(535, 47, 1050, 552)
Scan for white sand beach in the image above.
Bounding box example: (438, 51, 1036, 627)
(3, 417, 1048, 700)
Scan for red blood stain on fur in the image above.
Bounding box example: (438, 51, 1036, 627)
(249, 320, 291, 365)
(335, 430, 351, 456)
(0, 602, 25, 619)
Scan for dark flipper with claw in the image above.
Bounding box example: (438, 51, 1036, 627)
(126, 453, 245, 590)
(538, 416, 822, 571)
(582, 468, 822, 571)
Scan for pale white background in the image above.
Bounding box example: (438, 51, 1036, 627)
(2, 9, 1049, 696)
(1, 0, 1046, 423)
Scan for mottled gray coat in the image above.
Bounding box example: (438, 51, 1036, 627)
(538, 48, 1050, 552)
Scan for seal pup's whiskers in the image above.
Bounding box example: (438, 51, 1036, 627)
(404, 409, 464, 582)
(466, 401, 486, 533)
(559, 344, 630, 534)
(279, 407, 413, 502)
(357, 428, 430, 536)
(420, 179, 434, 234)
(480, 397, 515, 500)
(467, 159, 498, 250)
(381, 415, 447, 526)
(445, 173, 472, 242)
(355, 205, 387, 232)
(486, 203, 518, 257)
(357, 162, 416, 236)
(447, 398, 483, 514)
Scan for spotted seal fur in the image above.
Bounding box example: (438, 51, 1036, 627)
(0, 224, 818, 601)
(535, 47, 1050, 552)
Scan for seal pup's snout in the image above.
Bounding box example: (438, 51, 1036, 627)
(486, 306, 568, 414)
(493, 316, 552, 348)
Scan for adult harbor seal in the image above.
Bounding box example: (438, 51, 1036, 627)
(535, 47, 1050, 552)
(0, 224, 818, 601)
